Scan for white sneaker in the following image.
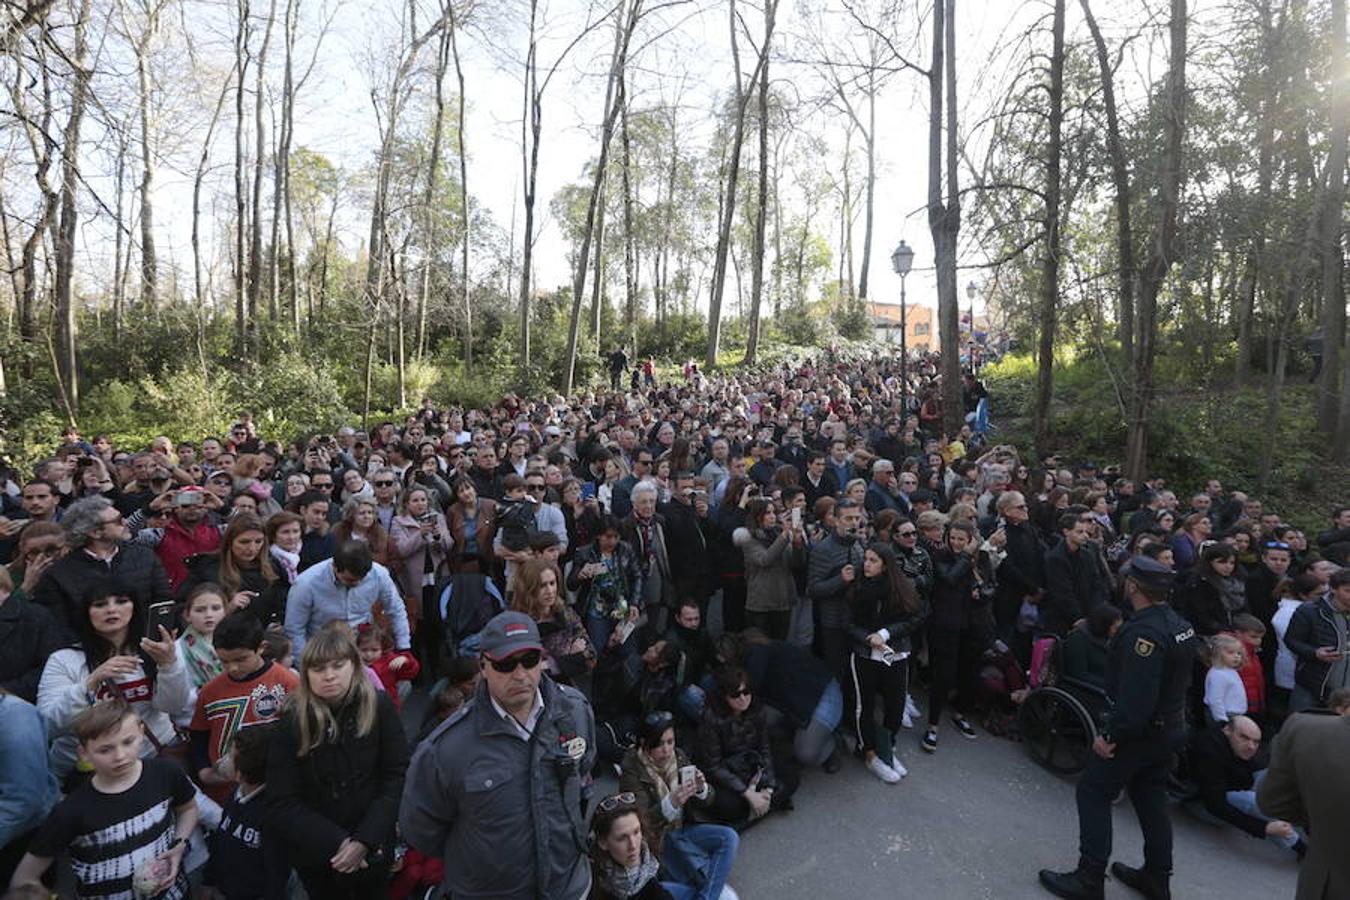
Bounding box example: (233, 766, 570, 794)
(903, 694, 920, 728)
(867, 755, 902, 784)
(890, 755, 908, 778)
(719, 887, 739, 900)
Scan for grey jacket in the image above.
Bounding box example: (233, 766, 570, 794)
(400, 675, 597, 900)
(807, 533, 864, 630)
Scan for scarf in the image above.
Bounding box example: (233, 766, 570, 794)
(1215, 576, 1247, 613)
(638, 747, 680, 808)
(595, 843, 661, 899)
(635, 515, 657, 575)
(271, 544, 300, 584)
(177, 628, 222, 689)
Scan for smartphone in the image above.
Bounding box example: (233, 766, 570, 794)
(146, 601, 177, 640)
(679, 765, 698, 787)
(791, 508, 802, 530)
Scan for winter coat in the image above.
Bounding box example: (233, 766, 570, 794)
(734, 527, 804, 614)
(180, 554, 290, 627)
(1041, 540, 1112, 636)
(1284, 597, 1350, 698)
(389, 512, 454, 599)
(266, 690, 409, 869)
(446, 498, 497, 570)
(930, 546, 988, 632)
(846, 574, 925, 657)
(740, 640, 834, 728)
(32, 542, 173, 638)
(0, 594, 65, 702)
(806, 533, 864, 630)
(695, 696, 777, 796)
(568, 540, 644, 619)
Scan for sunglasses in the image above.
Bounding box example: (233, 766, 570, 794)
(487, 649, 543, 673)
(897, 530, 918, 537)
(313, 483, 334, 490)
(374, 480, 395, 487)
(1264, 541, 1291, 551)
(643, 710, 674, 731)
(726, 687, 751, 699)
(597, 792, 637, 813)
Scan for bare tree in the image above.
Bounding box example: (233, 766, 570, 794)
(449, 0, 472, 369)
(234, 0, 251, 354)
(247, 0, 277, 332)
(1124, 0, 1187, 480)
(53, 0, 93, 418)
(1315, 0, 1347, 435)
(928, 0, 963, 438)
(744, 0, 778, 364)
(1032, 0, 1065, 451)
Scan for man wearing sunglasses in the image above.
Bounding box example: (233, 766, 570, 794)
(402, 611, 596, 900)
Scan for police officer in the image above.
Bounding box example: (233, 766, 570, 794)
(400, 611, 597, 899)
(1039, 555, 1197, 900)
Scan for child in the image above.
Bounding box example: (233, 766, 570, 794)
(356, 622, 420, 710)
(1229, 613, 1267, 722)
(189, 611, 299, 804)
(178, 583, 228, 689)
(10, 699, 198, 900)
(203, 724, 289, 900)
(260, 623, 293, 669)
(1203, 634, 1248, 723)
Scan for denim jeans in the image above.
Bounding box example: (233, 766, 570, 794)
(661, 824, 739, 900)
(1227, 770, 1301, 850)
(812, 677, 844, 731)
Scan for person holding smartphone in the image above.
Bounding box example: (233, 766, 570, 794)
(733, 499, 806, 641)
(567, 516, 643, 652)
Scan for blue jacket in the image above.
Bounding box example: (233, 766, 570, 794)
(0, 695, 60, 845)
(284, 560, 409, 657)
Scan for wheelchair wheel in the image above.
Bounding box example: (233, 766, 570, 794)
(1018, 686, 1096, 776)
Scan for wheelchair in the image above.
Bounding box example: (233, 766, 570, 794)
(1017, 635, 1110, 776)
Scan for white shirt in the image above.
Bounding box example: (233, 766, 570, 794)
(489, 688, 544, 740)
(1272, 598, 1303, 690)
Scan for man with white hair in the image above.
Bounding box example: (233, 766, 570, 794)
(621, 480, 673, 634)
(865, 458, 910, 517)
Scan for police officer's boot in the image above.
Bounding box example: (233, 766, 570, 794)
(1037, 865, 1105, 900)
(1110, 862, 1171, 900)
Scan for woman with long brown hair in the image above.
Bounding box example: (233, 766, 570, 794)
(180, 513, 286, 626)
(848, 543, 924, 783)
(267, 624, 408, 899)
(332, 498, 392, 568)
(510, 557, 594, 683)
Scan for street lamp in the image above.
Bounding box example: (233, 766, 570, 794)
(891, 240, 915, 412)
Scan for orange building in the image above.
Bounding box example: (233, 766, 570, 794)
(867, 301, 936, 352)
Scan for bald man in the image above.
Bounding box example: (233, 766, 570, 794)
(1186, 714, 1303, 855)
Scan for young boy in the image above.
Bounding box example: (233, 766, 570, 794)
(10, 699, 198, 900)
(189, 611, 299, 803)
(202, 724, 289, 900)
(1230, 613, 1268, 724)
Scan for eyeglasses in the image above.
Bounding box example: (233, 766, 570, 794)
(597, 792, 637, 813)
(374, 480, 395, 487)
(487, 649, 543, 673)
(897, 530, 918, 537)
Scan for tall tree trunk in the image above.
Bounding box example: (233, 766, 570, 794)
(745, 0, 776, 365)
(706, 0, 766, 369)
(130, 4, 160, 309)
(621, 89, 637, 349)
(194, 72, 234, 313)
(1125, 0, 1187, 481)
(1079, 0, 1135, 370)
(1032, 0, 1065, 452)
(112, 125, 128, 337)
(234, 0, 250, 355)
(590, 186, 607, 343)
(563, 0, 641, 394)
(858, 73, 876, 301)
(1315, 0, 1347, 434)
(1235, 0, 1275, 388)
(928, 0, 963, 437)
(449, 0, 471, 370)
(248, 0, 278, 340)
(281, 0, 299, 333)
(418, 15, 452, 360)
(53, 0, 92, 419)
(12, 26, 58, 377)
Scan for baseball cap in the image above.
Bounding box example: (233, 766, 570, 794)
(479, 611, 544, 661)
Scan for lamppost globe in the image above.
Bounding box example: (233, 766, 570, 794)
(891, 241, 914, 277)
(967, 280, 977, 301)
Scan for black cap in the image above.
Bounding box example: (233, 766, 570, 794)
(1121, 555, 1174, 596)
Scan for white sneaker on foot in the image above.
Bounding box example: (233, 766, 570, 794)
(890, 755, 908, 778)
(903, 695, 920, 728)
(867, 755, 902, 784)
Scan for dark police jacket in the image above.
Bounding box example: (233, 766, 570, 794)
(1100, 603, 1197, 743)
(400, 675, 596, 900)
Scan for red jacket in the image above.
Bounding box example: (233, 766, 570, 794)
(157, 519, 222, 591)
(369, 651, 421, 710)
(1231, 632, 1266, 713)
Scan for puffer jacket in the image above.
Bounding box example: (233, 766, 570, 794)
(734, 527, 804, 613)
(806, 533, 864, 630)
(32, 542, 173, 638)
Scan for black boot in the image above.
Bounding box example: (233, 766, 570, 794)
(1110, 862, 1171, 900)
(1037, 867, 1105, 900)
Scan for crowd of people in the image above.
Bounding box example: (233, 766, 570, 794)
(0, 346, 1347, 900)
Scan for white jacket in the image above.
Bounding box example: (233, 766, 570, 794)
(1272, 597, 1303, 690)
(37, 647, 195, 778)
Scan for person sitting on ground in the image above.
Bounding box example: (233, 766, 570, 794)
(619, 710, 740, 900)
(695, 667, 796, 826)
(1185, 714, 1304, 857)
(588, 792, 726, 900)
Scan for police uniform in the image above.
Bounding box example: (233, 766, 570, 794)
(1040, 556, 1197, 900)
